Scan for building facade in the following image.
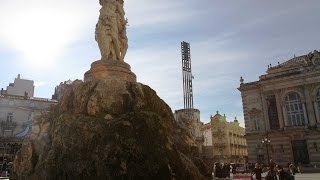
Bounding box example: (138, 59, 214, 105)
(4, 74, 34, 98)
(202, 112, 247, 163)
(0, 75, 57, 138)
(238, 50, 320, 166)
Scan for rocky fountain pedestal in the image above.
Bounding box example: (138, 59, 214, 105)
(12, 58, 208, 179)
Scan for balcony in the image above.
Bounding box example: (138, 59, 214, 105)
(212, 130, 225, 135)
(1, 121, 17, 130)
(284, 125, 307, 131)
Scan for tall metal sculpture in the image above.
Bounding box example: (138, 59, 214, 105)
(181, 41, 194, 117)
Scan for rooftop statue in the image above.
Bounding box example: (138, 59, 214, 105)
(95, 0, 128, 61)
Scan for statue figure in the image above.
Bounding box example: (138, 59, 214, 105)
(95, 0, 128, 61)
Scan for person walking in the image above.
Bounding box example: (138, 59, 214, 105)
(265, 159, 278, 180)
(1, 159, 8, 177)
(276, 165, 290, 180)
(252, 163, 263, 180)
(288, 163, 298, 180)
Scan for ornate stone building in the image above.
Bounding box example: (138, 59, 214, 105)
(0, 75, 57, 138)
(238, 50, 320, 166)
(202, 112, 247, 163)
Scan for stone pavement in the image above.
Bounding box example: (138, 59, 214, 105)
(213, 173, 320, 179)
(294, 173, 320, 180)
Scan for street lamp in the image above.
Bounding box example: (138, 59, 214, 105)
(262, 137, 271, 166)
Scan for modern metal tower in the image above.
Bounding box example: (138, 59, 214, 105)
(181, 41, 194, 114)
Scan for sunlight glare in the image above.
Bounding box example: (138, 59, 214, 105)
(0, 0, 95, 69)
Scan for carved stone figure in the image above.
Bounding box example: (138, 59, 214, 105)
(96, 0, 128, 61)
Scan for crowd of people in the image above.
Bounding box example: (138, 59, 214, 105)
(0, 142, 22, 177)
(254, 160, 300, 180)
(213, 162, 232, 178)
(212, 159, 300, 180)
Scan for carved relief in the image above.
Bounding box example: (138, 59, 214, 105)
(311, 51, 320, 65)
(310, 85, 320, 100)
(272, 50, 320, 72)
(248, 108, 262, 116)
(246, 98, 259, 104)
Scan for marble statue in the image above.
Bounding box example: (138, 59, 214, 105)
(95, 0, 128, 61)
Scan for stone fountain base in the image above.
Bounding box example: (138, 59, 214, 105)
(84, 59, 136, 82)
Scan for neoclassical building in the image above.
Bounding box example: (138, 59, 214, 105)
(202, 112, 247, 163)
(238, 50, 320, 165)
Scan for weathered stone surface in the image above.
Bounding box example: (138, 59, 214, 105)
(84, 60, 136, 82)
(12, 80, 208, 180)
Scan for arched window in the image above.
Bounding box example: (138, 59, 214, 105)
(285, 92, 305, 126)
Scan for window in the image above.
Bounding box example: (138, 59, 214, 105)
(251, 115, 260, 131)
(6, 113, 13, 123)
(249, 108, 262, 131)
(267, 95, 280, 129)
(285, 92, 305, 126)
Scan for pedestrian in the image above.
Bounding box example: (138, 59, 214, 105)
(222, 163, 231, 178)
(252, 163, 263, 180)
(215, 163, 223, 178)
(276, 165, 290, 180)
(213, 162, 219, 178)
(265, 159, 278, 180)
(289, 163, 297, 180)
(1, 159, 8, 177)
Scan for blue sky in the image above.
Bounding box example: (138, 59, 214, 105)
(0, 0, 320, 126)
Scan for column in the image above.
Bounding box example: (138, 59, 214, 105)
(304, 87, 316, 125)
(260, 93, 270, 131)
(282, 106, 288, 127)
(275, 92, 284, 129)
(314, 102, 320, 123)
(302, 104, 309, 125)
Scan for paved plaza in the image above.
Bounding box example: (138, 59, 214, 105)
(294, 173, 320, 180)
(213, 173, 320, 180)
